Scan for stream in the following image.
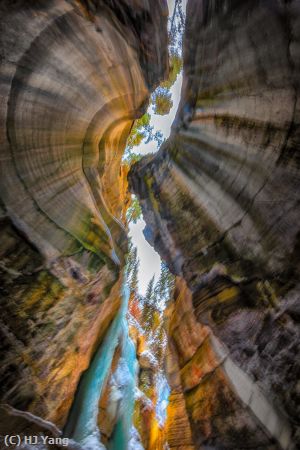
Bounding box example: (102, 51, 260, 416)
(107, 317, 137, 449)
(64, 282, 135, 450)
(63, 2, 185, 446)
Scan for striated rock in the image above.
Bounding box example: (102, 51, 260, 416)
(0, 0, 168, 435)
(0, 0, 168, 270)
(165, 279, 292, 450)
(129, 0, 300, 447)
(164, 287, 196, 450)
(0, 228, 122, 430)
(2, 0, 300, 447)
(165, 389, 195, 450)
(130, 0, 300, 284)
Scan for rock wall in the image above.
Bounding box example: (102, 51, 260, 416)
(129, 0, 300, 448)
(165, 279, 294, 449)
(1, 0, 300, 448)
(0, 0, 168, 436)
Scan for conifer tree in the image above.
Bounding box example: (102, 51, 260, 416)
(126, 243, 140, 296)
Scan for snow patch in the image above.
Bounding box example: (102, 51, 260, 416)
(128, 426, 145, 450)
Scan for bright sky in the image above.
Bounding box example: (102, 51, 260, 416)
(137, 72, 182, 156)
(128, 0, 185, 295)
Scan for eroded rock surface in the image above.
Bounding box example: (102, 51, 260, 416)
(1, 0, 300, 448)
(0, 0, 168, 435)
(130, 1, 300, 448)
(165, 279, 293, 449)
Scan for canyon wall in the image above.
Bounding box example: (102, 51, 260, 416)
(1, 0, 300, 448)
(130, 0, 300, 448)
(0, 0, 168, 438)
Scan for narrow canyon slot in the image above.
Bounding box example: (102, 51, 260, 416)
(0, 1, 299, 450)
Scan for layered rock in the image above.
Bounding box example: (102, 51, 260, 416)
(1, 0, 300, 448)
(165, 279, 294, 449)
(0, 0, 168, 437)
(129, 0, 300, 448)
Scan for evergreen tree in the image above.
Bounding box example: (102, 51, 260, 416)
(126, 242, 140, 296)
(142, 275, 156, 330)
(145, 275, 155, 305)
(155, 261, 175, 305)
(169, 0, 185, 56)
(126, 195, 142, 224)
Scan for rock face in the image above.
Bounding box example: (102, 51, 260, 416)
(130, 0, 300, 286)
(1, 0, 300, 448)
(129, 0, 300, 448)
(165, 279, 293, 449)
(0, 0, 168, 435)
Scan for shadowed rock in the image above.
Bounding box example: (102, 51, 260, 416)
(129, 0, 300, 448)
(0, 0, 168, 433)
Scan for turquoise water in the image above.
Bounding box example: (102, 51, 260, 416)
(64, 275, 169, 450)
(64, 283, 130, 449)
(108, 318, 138, 450)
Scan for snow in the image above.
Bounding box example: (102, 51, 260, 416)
(128, 426, 145, 450)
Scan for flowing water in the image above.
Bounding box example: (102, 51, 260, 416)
(64, 283, 131, 449)
(108, 318, 138, 450)
(64, 2, 186, 446)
